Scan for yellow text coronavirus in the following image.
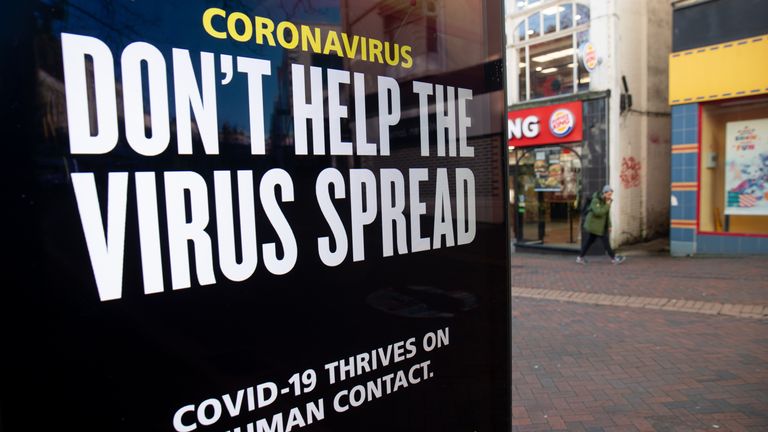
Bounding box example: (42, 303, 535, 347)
(202, 8, 413, 69)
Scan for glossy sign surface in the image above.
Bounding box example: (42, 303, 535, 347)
(1, 1, 509, 430)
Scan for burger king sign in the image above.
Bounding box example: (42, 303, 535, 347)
(549, 109, 575, 138)
(508, 101, 582, 147)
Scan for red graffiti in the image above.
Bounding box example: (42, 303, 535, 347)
(620, 156, 641, 189)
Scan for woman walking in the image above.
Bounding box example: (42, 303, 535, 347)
(576, 185, 625, 264)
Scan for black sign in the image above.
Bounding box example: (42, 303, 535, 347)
(1, 1, 510, 430)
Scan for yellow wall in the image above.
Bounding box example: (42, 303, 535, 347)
(669, 34, 768, 105)
(700, 102, 768, 234)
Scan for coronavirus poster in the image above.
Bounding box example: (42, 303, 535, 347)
(1, 1, 509, 431)
(725, 118, 768, 215)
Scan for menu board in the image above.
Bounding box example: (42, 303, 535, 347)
(534, 148, 564, 192)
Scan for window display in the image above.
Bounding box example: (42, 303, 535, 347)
(699, 99, 768, 234)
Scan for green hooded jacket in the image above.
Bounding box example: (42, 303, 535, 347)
(583, 192, 612, 236)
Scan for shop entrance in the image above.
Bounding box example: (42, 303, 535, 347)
(511, 144, 582, 249)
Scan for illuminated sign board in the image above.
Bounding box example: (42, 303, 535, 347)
(508, 101, 583, 147)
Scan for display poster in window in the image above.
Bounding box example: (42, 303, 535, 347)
(724, 119, 768, 215)
(0, 2, 510, 431)
(534, 148, 564, 191)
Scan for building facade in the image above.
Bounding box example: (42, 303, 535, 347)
(668, 0, 768, 255)
(505, 0, 671, 252)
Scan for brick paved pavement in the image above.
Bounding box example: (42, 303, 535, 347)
(512, 254, 768, 431)
(512, 298, 768, 432)
(511, 254, 768, 306)
(511, 287, 768, 320)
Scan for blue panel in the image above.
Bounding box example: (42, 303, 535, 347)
(671, 105, 685, 118)
(696, 235, 720, 253)
(678, 190, 695, 208)
(685, 153, 699, 168)
(670, 205, 684, 220)
(671, 240, 695, 256)
(671, 153, 685, 168)
(677, 153, 688, 168)
(672, 129, 684, 145)
(670, 228, 694, 242)
(671, 169, 681, 182)
(739, 237, 768, 254)
(721, 236, 741, 253)
(683, 167, 697, 182)
(684, 128, 698, 144)
(683, 205, 696, 220)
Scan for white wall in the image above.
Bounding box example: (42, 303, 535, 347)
(589, 0, 671, 245)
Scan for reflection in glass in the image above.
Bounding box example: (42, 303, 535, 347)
(542, 6, 557, 34)
(527, 12, 540, 39)
(516, 21, 526, 42)
(559, 3, 573, 30)
(530, 36, 573, 98)
(576, 3, 590, 25)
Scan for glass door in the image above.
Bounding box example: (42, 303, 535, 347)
(514, 144, 582, 247)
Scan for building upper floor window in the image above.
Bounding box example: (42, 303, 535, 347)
(509, 1, 591, 102)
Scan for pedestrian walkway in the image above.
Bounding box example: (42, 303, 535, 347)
(512, 252, 768, 431)
(512, 287, 768, 320)
(512, 297, 768, 432)
(511, 253, 768, 307)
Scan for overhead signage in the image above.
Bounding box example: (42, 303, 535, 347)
(508, 101, 583, 147)
(1, 2, 510, 431)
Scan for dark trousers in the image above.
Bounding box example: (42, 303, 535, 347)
(579, 232, 615, 259)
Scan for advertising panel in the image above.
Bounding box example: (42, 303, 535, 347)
(724, 118, 768, 215)
(507, 101, 583, 147)
(0, 1, 510, 431)
(533, 148, 564, 192)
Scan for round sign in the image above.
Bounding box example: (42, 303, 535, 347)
(549, 109, 575, 138)
(581, 41, 598, 72)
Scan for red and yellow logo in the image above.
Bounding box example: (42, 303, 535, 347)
(581, 42, 597, 72)
(549, 109, 575, 138)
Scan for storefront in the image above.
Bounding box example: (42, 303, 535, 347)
(508, 94, 608, 251)
(669, 0, 768, 255)
(506, 0, 672, 252)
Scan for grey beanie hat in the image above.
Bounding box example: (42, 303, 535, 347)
(602, 185, 614, 194)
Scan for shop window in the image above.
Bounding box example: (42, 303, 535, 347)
(575, 3, 590, 25)
(527, 12, 540, 39)
(699, 98, 768, 235)
(518, 47, 528, 101)
(530, 36, 573, 99)
(542, 7, 557, 34)
(559, 3, 573, 30)
(516, 21, 526, 42)
(510, 1, 590, 101)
